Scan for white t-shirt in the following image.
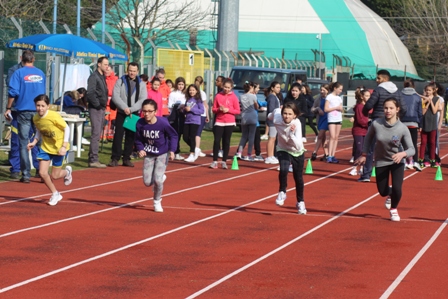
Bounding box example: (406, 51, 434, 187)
(326, 93, 343, 123)
(200, 90, 207, 117)
(168, 90, 186, 111)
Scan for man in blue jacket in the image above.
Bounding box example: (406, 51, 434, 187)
(4, 50, 46, 183)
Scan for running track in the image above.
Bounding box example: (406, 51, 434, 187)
(1, 129, 447, 298)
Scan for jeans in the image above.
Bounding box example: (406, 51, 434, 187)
(360, 136, 376, 180)
(17, 111, 36, 179)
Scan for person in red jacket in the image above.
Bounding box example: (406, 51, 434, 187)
(350, 86, 370, 176)
(104, 66, 118, 141)
(210, 78, 241, 169)
(147, 77, 163, 117)
(147, 69, 171, 116)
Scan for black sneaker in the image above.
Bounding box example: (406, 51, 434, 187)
(122, 160, 134, 167)
(311, 152, 317, 161)
(20, 177, 30, 183)
(10, 172, 20, 179)
(108, 160, 119, 167)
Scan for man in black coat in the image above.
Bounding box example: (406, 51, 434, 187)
(86, 57, 109, 168)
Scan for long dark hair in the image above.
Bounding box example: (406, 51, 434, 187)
(286, 83, 302, 99)
(186, 84, 202, 103)
(264, 81, 280, 98)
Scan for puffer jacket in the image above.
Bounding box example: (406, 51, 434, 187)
(400, 88, 422, 126)
(363, 82, 407, 119)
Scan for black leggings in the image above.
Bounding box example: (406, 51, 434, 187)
(375, 163, 405, 209)
(306, 116, 318, 136)
(213, 125, 234, 161)
(183, 124, 199, 153)
(277, 151, 305, 202)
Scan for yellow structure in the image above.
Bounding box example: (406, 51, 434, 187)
(157, 49, 204, 83)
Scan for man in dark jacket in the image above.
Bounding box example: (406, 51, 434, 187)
(108, 62, 147, 167)
(87, 57, 109, 168)
(358, 69, 406, 182)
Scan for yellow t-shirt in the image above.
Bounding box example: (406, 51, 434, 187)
(33, 110, 69, 154)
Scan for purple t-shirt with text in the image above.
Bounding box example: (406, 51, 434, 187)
(135, 117, 178, 156)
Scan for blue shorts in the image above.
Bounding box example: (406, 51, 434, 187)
(37, 148, 65, 167)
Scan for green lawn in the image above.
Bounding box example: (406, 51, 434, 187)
(0, 118, 352, 182)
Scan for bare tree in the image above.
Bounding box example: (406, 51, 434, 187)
(396, 0, 448, 80)
(107, 0, 212, 64)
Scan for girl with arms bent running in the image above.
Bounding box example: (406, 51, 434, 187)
(355, 97, 414, 222)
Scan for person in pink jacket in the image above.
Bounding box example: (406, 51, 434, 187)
(210, 78, 241, 169)
(147, 78, 163, 117)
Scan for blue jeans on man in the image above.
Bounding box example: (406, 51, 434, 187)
(9, 111, 39, 178)
(16, 111, 39, 179)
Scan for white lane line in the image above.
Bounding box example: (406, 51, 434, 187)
(0, 168, 351, 293)
(186, 170, 423, 298)
(0, 163, 218, 206)
(0, 166, 278, 238)
(380, 218, 448, 299)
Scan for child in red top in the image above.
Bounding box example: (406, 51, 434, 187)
(350, 87, 370, 176)
(210, 78, 241, 169)
(146, 78, 163, 117)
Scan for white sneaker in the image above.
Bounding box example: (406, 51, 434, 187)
(297, 201, 307, 215)
(413, 162, 422, 172)
(194, 148, 201, 159)
(184, 154, 196, 162)
(218, 150, 223, 158)
(265, 156, 278, 164)
(221, 161, 228, 169)
(48, 192, 63, 206)
(162, 174, 166, 183)
(349, 156, 354, 163)
(235, 152, 242, 159)
(73, 145, 78, 151)
(390, 209, 400, 221)
(405, 163, 414, 170)
(276, 191, 286, 206)
(260, 134, 269, 140)
(349, 167, 358, 176)
(81, 137, 90, 145)
(314, 136, 318, 143)
(64, 166, 72, 186)
(198, 151, 206, 157)
(288, 164, 293, 172)
(302, 137, 307, 143)
(154, 200, 163, 212)
(385, 196, 391, 210)
(174, 154, 184, 160)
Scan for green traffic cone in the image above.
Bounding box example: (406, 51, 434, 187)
(305, 159, 313, 174)
(435, 166, 443, 181)
(231, 155, 239, 170)
(371, 166, 376, 177)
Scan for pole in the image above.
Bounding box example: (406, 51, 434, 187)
(318, 33, 322, 79)
(102, 0, 106, 43)
(77, 0, 81, 36)
(51, 0, 58, 103)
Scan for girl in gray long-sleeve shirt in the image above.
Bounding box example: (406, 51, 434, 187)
(356, 97, 415, 222)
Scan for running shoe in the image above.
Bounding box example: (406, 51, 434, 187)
(260, 134, 269, 140)
(184, 154, 196, 162)
(276, 191, 286, 206)
(413, 162, 422, 172)
(64, 166, 72, 186)
(242, 156, 254, 162)
(254, 155, 264, 162)
(390, 209, 400, 222)
(349, 167, 358, 176)
(209, 161, 218, 169)
(48, 192, 63, 206)
(221, 162, 228, 169)
(357, 177, 370, 183)
(349, 156, 354, 163)
(218, 150, 223, 158)
(311, 152, 317, 161)
(235, 152, 242, 159)
(154, 200, 164, 213)
(384, 196, 391, 210)
(297, 201, 307, 215)
(289, 164, 293, 172)
(174, 154, 184, 161)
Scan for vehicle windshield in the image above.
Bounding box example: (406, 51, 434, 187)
(231, 70, 290, 92)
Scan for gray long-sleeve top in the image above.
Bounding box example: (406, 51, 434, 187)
(363, 118, 415, 168)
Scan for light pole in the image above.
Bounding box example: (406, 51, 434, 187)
(317, 33, 322, 79)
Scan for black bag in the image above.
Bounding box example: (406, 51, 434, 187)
(109, 99, 117, 111)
